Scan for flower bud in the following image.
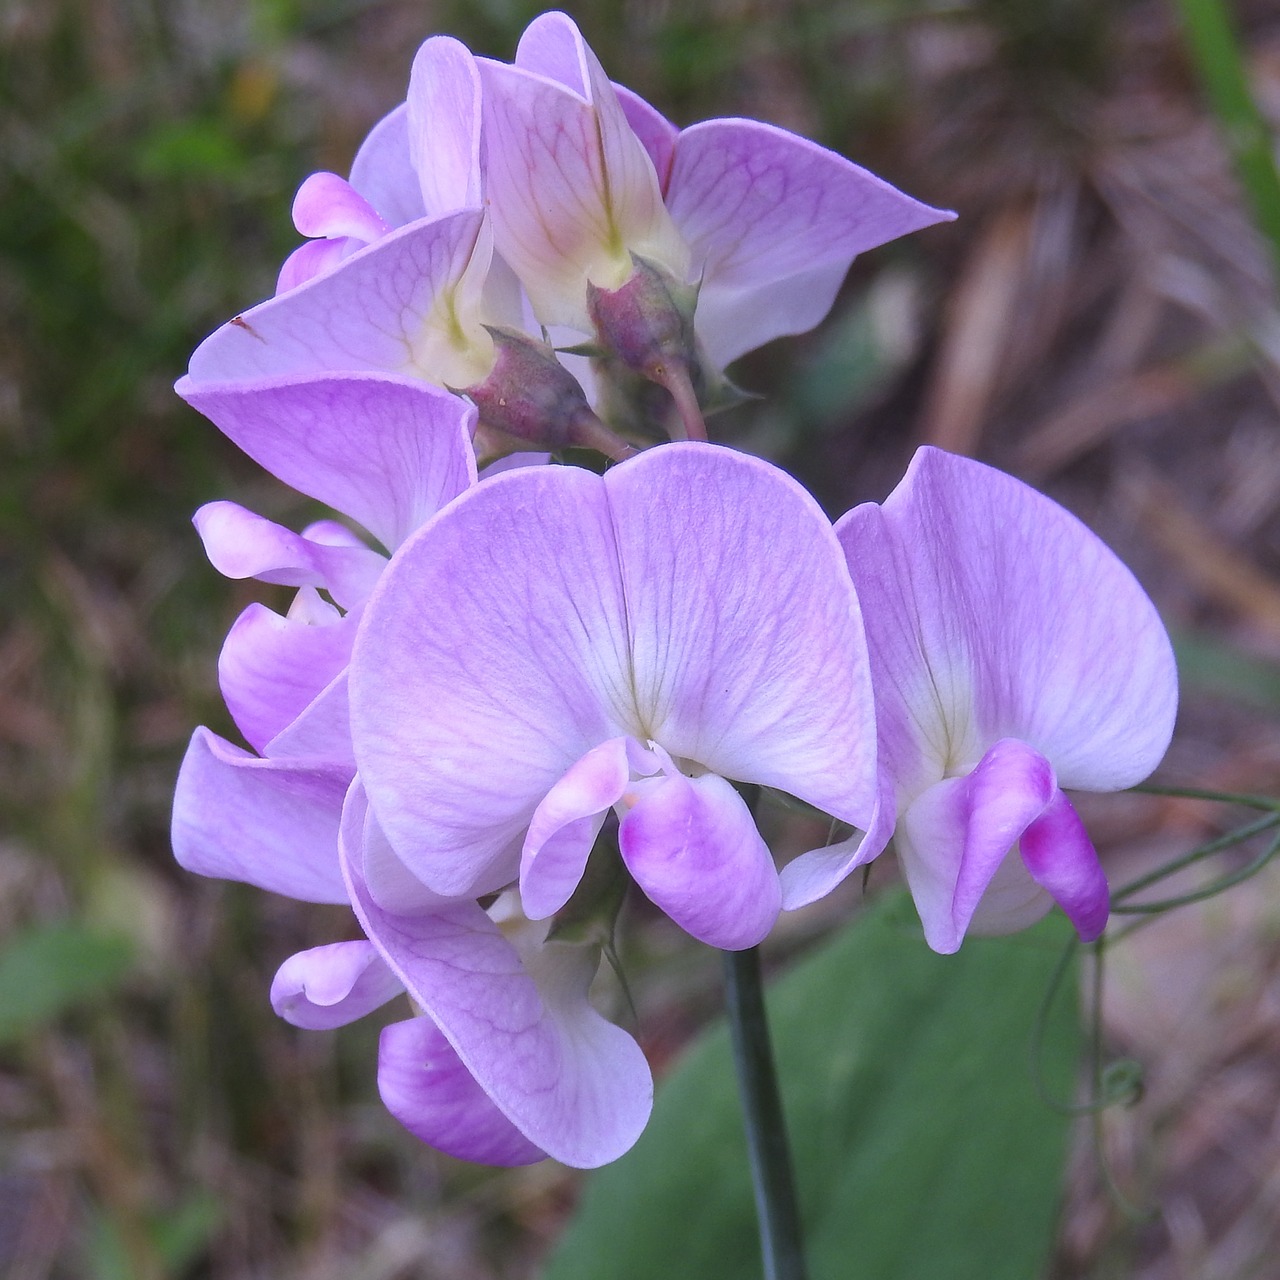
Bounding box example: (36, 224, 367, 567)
(456, 327, 635, 462)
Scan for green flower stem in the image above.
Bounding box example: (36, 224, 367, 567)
(722, 945, 809, 1280)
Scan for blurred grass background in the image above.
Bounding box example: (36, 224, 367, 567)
(4, 0, 1280, 1276)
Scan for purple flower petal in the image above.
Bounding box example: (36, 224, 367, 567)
(171, 728, 351, 903)
(408, 37, 483, 216)
(898, 739, 1056, 953)
(340, 793, 652, 1168)
(292, 171, 390, 242)
(218, 593, 354, 753)
(351, 443, 876, 901)
(379, 1016, 548, 1165)
(348, 104, 426, 228)
(271, 940, 403, 1029)
(185, 210, 490, 390)
(193, 501, 384, 608)
(277, 237, 351, 294)
(614, 84, 677, 192)
(619, 770, 781, 950)
(521, 736, 633, 920)
(265, 670, 355, 767)
(601, 444, 877, 826)
(178, 374, 477, 552)
(1020, 789, 1109, 942)
(666, 119, 953, 368)
(837, 448, 1178, 800)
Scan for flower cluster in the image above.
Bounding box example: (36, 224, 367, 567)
(173, 11, 1177, 1169)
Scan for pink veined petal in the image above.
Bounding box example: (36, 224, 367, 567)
(408, 37, 483, 216)
(351, 463, 632, 896)
(185, 210, 488, 388)
(171, 727, 350, 903)
(178, 373, 477, 553)
(1020, 788, 1110, 942)
(837, 447, 1178, 797)
(292, 171, 391, 242)
(378, 1016, 549, 1165)
(339, 797, 652, 1168)
(602, 443, 878, 828)
(898, 738, 1056, 954)
(266, 669, 356, 767)
(270, 940, 403, 1030)
(218, 593, 354, 753)
(478, 34, 686, 328)
(193, 501, 384, 609)
(619, 771, 781, 950)
(521, 737, 633, 920)
(276, 237, 352, 295)
(666, 119, 952, 368)
(778, 773, 896, 910)
(349, 104, 426, 229)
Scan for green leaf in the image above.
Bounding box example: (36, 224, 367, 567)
(0, 921, 134, 1045)
(546, 891, 1079, 1280)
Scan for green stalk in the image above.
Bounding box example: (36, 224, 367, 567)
(722, 945, 808, 1280)
(1174, 0, 1280, 276)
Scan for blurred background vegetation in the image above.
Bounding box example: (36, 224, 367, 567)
(4, 0, 1280, 1276)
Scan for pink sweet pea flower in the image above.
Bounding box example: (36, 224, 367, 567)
(799, 447, 1178, 953)
(349, 442, 880, 952)
(478, 11, 953, 365)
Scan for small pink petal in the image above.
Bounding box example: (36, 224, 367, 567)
(292, 171, 391, 242)
(171, 728, 350, 903)
(1020, 789, 1110, 942)
(276, 237, 351, 294)
(379, 1016, 548, 1165)
(619, 771, 781, 950)
(218, 595, 354, 753)
(271, 940, 402, 1030)
(521, 737, 632, 920)
(899, 739, 1056, 954)
(193, 501, 384, 609)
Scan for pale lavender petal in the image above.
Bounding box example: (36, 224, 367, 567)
(837, 448, 1178, 798)
(185, 210, 490, 390)
(276, 237, 350, 294)
(340, 827, 652, 1168)
(602, 443, 878, 828)
(479, 25, 686, 328)
(778, 776, 895, 910)
(898, 739, 1056, 953)
(408, 37, 483, 216)
(270, 940, 402, 1030)
(351, 464, 631, 896)
(1020, 789, 1109, 941)
(667, 119, 951, 367)
(292, 171, 390, 242)
(171, 727, 350, 903)
(266, 670, 355, 767)
(379, 1016, 548, 1165)
(341, 781, 454, 914)
(193, 501, 384, 608)
(348, 104, 426, 228)
(178, 373, 477, 552)
(619, 771, 781, 949)
(477, 450, 551, 479)
(521, 737, 632, 920)
(218, 594, 354, 753)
